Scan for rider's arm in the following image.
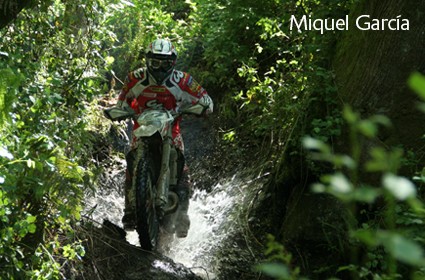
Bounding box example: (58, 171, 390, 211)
(179, 73, 213, 115)
(117, 71, 140, 112)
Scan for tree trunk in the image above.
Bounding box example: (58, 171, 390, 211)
(334, 0, 425, 154)
(0, 0, 32, 29)
(272, 1, 425, 277)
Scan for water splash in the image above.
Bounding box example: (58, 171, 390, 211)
(160, 177, 244, 279)
(84, 174, 125, 226)
(84, 166, 248, 280)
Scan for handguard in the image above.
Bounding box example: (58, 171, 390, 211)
(103, 107, 135, 121)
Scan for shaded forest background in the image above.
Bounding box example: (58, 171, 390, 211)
(0, 0, 425, 279)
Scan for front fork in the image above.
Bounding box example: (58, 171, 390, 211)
(156, 135, 179, 212)
(156, 136, 171, 207)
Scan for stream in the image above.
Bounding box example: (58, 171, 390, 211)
(85, 175, 246, 279)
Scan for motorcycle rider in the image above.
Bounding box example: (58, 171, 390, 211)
(116, 38, 213, 238)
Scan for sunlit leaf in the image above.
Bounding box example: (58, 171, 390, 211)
(382, 173, 416, 200)
(312, 183, 326, 193)
(105, 56, 115, 65)
(302, 136, 331, 154)
(329, 173, 352, 194)
(333, 155, 356, 169)
(26, 215, 36, 223)
(27, 159, 36, 169)
(121, 0, 136, 7)
(0, 146, 13, 160)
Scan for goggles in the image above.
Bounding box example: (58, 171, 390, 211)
(147, 58, 174, 71)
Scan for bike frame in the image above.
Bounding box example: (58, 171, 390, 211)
(104, 104, 206, 212)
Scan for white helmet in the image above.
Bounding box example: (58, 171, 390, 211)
(145, 39, 178, 84)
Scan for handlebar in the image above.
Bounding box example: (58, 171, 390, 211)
(103, 107, 135, 121)
(104, 103, 207, 122)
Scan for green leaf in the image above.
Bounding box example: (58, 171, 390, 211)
(256, 263, 290, 279)
(369, 115, 391, 127)
(105, 56, 115, 65)
(19, 227, 28, 237)
(408, 72, 425, 100)
(358, 120, 377, 138)
(28, 224, 36, 234)
(352, 229, 378, 247)
(26, 215, 37, 223)
(333, 155, 356, 169)
(352, 186, 380, 203)
(58, 215, 66, 225)
(343, 106, 359, 124)
(302, 136, 331, 154)
(378, 231, 425, 266)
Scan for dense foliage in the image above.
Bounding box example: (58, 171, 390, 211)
(0, 0, 115, 277)
(0, 0, 424, 279)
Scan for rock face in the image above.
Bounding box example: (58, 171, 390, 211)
(334, 0, 425, 153)
(75, 220, 203, 280)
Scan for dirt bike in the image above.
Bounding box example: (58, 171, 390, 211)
(104, 103, 206, 250)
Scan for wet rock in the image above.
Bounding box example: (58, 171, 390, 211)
(75, 220, 202, 280)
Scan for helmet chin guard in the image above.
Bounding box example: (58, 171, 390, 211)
(145, 39, 177, 84)
(148, 67, 173, 84)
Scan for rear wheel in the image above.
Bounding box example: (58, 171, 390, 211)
(134, 150, 159, 250)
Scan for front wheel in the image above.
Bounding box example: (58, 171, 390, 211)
(134, 150, 159, 250)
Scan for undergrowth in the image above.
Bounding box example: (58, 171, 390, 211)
(256, 73, 425, 280)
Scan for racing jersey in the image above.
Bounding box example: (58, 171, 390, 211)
(117, 68, 213, 151)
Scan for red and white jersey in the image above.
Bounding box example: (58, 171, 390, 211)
(117, 68, 213, 151)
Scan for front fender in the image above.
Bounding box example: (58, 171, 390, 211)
(133, 110, 173, 138)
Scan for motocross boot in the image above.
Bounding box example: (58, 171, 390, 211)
(175, 168, 191, 238)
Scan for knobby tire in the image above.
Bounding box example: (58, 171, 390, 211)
(134, 149, 159, 250)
